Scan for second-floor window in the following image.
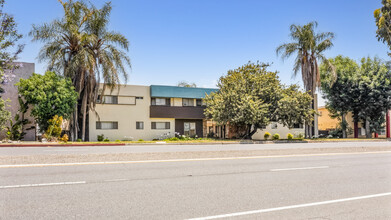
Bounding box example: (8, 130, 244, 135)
(97, 95, 118, 104)
(182, 98, 194, 106)
(151, 98, 170, 106)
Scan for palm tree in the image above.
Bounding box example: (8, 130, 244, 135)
(30, 0, 130, 141)
(276, 21, 334, 138)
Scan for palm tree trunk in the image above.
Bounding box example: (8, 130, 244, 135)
(72, 105, 78, 141)
(81, 90, 87, 141)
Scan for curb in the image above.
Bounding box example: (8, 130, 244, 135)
(0, 143, 126, 147)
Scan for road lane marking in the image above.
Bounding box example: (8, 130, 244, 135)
(270, 166, 329, 172)
(104, 178, 128, 182)
(1, 150, 391, 168)
(0, 181, 86, 189)
(43, 149, 89, 152)
(187, 192, 391, 220)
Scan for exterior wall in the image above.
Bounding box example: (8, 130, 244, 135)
(252, 122, 305, 140)
(0, 62, 36, 141)
(318, 107, 339, 130)
(89, 85, 175, 141)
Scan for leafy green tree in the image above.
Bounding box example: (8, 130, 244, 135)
(177, 81, 197, 88)
(320, 55, 359, 138)
(276, 85, 315, 129)
(357, 57, 391, 137)
(204, 62, 313, 139)
(0, 97, 10, 130)
(17, 71, 78, 132)
(276, 21, 335, 138)
(30, 0, 131, 141)
(0, 0, 24, 96)
(321, 56, 391, 138)
(374, 1, 391, 54)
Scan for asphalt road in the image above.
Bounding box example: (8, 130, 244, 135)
(1, 141, 391, 156)
(1, 149, 391, 219)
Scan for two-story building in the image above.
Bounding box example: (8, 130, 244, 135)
(88, 84, 218, 141)
(89, 84, 306, 141)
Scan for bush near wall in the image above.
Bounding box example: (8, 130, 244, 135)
(272, 133, 280, 140)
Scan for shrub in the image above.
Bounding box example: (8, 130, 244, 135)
(138, 139, 144, 142)
(272, 133, 280, 140)
(115, 139, 121, 142)
(97, 134, 104, 142)
(44, 115, 63, 141)
(264, 132, 271, 140)
(165, 137, 179, 141)
(295, 132, 304, 139)
(76, 138, 82, 142)
(287, 133, 293, 140)
(103, 138, 110, 142)
(61, 134, 69, 143)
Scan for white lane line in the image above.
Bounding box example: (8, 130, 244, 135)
(43, 149, 89, 152)
(187, 192, 391, 220)
(104, 178, 128, 182)
(1, 150, 391, 168)
(0, 181, 86, 189)
(270, 166, 329, 172)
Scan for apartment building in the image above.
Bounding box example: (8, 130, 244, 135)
(89, 84, 306, 141)
(88, 84, 218, 141)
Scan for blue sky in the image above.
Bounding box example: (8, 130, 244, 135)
(5, 0, 388, 105)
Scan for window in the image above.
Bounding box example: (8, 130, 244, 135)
(151, 122, 170, 129)
(136, 121, 144, 130)
(182, 98, 194, 106)
(96, 121, 118, 130)
(151, 98, 170, 106)
(97, 96, 118, 104)
(184, 122, 196, 136)
(293, 123, 304, 129)
(196, 99, 203, 106)
(136, 97, 143, 100)
(271, 123, 278, 129)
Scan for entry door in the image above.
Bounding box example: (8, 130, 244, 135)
(184, 122, 196, 136)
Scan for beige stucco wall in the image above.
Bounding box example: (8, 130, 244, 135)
(252, 122, 305, 140)
(89, 85, 175, 141)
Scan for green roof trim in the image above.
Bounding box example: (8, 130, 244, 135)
(150, 85, 218, 99)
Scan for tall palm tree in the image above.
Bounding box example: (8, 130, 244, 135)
(30, 0, 130, 141)
(276, 21, 334, 138)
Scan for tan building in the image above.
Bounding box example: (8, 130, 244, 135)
(89, 84, 305, 141)
(89, 85, 218, 141)
(318, 106, 389, 138)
